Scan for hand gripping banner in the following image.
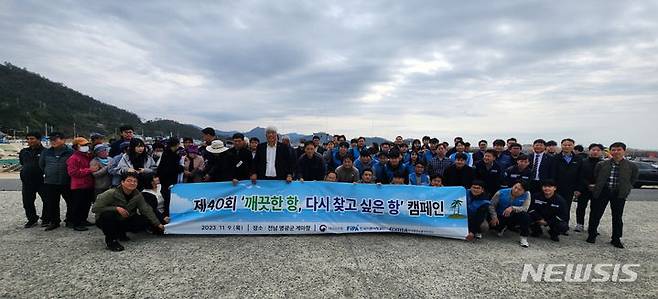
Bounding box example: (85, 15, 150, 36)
(165, 181, 468, 239)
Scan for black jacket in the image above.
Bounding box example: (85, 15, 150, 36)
(443, 165, 475, 189)
(19, 145, 45, 185)
(504, 165, 531, 187)
(252, 142, 294, 180)
(528, 152, 554, 181)
(552, 153, 582, 198)
(109, 138, 130, 158)
(205, 150, 235, 182)
(579, 157, 602, 193)
(156, 149, 184, 186)
(228, 147, 252, 180)
(529, 193, 568, 223)
(474, 161, 503, 196)
(295, 153, 326, 181)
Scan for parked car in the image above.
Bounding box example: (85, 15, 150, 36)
(632, 161, 658, 188)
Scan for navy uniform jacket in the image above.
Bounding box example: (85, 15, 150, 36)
(474, 161, 503, 196)
(529, 193, 568, 223)
(504, 165, 532, 187)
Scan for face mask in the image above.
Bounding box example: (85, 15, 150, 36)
(79, 146, 90, 153)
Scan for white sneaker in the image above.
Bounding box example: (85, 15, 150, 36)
(520, 237, 529, 248)
(475, 233, 483, 239)
(574, 224, 584, 232)
(497, 227, 507, 237)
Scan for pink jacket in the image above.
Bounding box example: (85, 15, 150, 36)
(67, 151, 95, 190)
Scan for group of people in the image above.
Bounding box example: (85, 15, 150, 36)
(18, 125, 638, 251)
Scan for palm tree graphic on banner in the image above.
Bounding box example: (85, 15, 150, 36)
(448, 199, 465, 219)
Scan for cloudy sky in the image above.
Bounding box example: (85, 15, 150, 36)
(2, 1, 658, 148)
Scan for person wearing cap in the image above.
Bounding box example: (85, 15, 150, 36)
(66, 137, 98, 231)
(379, 150, 408, 184)
(474, 149, 504, 196)
(251, 126, 294, 183)
(156, 137, 184, 217)
(90, 133, 105, 150)
(203, 139, 234, 182)
(109, 125, 134, 157)
(442, 152, 475, 189)
(183, 145, 204, 183)
(488, 181, 532, 247)
(90, 144, 112, 195)
(19, 131, 46, 228)
(466, 180, 492, 241)
(39, 132, 74, 231)
(528, 179, 569, 242)
(295, 141, 327, 182)
(228, 133, 253, 182)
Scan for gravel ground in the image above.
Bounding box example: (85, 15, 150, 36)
(0, 190, 656, 298)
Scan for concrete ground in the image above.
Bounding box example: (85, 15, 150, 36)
(0, 184, 656, 298)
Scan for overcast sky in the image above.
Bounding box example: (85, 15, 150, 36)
(2, 1, 658, 148)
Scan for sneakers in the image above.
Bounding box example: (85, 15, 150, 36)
(610, 239, 624, 249)
(574, 224, 584, 232)
(24, 219, 39, 228)
(106, 240, 125, 252)
(475, 233, 483, 239)
(496, 226, 507, 237)
(44, 223, 60, 231)
(40, 221, 50, 227)
(586, 235, 596, 243)
(520, 237, 529, 248)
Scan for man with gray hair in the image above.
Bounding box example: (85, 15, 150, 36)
(251, 126, 294, 183)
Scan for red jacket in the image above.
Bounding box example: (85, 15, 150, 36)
(67, 151, 94, 190)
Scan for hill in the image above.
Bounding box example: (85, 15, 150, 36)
(0, 62, 201, 139)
